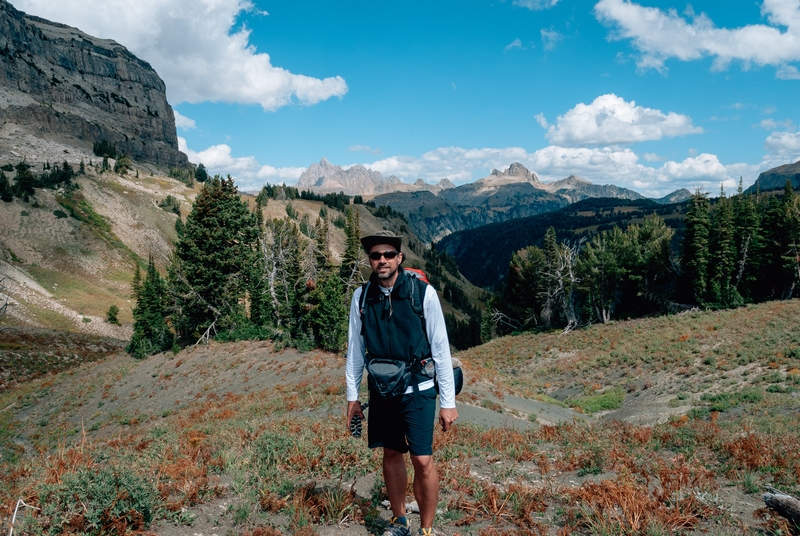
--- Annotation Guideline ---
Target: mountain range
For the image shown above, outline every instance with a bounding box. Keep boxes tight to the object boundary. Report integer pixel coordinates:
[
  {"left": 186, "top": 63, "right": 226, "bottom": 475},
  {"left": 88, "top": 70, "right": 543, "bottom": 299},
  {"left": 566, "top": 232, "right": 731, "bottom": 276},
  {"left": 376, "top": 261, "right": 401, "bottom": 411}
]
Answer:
[{"left": 297, "top": 159, "right": 691, "bottom": 243}]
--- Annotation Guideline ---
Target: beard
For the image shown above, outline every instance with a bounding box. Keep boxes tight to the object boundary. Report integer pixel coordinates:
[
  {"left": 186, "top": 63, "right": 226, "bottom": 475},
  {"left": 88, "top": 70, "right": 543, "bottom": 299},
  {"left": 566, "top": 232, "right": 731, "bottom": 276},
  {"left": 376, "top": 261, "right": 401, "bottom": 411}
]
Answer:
[{"left": 376, "top": 266, "right": 398, "bottom": 280}]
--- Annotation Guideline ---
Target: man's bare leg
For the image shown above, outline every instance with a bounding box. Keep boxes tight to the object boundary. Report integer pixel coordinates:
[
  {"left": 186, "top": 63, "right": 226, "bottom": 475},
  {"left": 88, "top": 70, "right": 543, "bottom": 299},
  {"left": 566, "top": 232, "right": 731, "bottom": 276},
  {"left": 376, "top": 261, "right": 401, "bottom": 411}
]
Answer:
[
  {"left": 410, "top": 454, "right": 438, "bottom": 529},
  {"left": 383, "top": 448, "right": 408, "bottom": 520}
]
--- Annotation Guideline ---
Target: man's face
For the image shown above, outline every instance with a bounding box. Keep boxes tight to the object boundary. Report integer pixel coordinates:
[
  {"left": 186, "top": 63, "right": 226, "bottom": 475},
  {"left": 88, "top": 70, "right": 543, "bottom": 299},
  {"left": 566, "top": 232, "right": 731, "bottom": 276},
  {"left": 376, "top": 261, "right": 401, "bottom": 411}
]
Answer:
[{"left": 368, "top": 243, "right": 403, "bottom": 281}]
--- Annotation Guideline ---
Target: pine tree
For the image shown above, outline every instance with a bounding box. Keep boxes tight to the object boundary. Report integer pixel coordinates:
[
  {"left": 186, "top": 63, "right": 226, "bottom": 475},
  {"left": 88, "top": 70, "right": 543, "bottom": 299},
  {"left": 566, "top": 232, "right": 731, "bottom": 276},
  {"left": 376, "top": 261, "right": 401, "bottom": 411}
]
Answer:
[
  {"left": 304, "top": 271, "right": 348, "bottom": 352},
  {"left": 680, "top": 190, "right": 710, "bottom": 304},
  {"left": 500, "top": 245, "right": 547, "bottom": 331},
  {"left": 732, "top": 180, "right": 762, "bottom": 300},
  {"left": 0, "top": 170, "right": 13, "bottom": 202},
  {"left": 577, "top": 226, "right": 629, "bottom": 323},
  {"left": 170, "top": 175, "right": 259, "bottom": 337},
  {"left": 777, "top": 180, "right": 800, "bottom": 298},
  {"left": 625, "top": 214, "right": 675, "bottom": 314},
  {"left": 127, "top": 255, "right": 173, "bottom": 358},
  {"left": 339, "top": 206, "right": 364, "bottom": 295},
  {"left": 707, "top": 188, "right": 739, "bottom": 306},
  {"left": 13, "top": 161, "right": 36, "bottom": 201},
  {"left": 194, "top": 163, "right": 208, "bottom": 183}
]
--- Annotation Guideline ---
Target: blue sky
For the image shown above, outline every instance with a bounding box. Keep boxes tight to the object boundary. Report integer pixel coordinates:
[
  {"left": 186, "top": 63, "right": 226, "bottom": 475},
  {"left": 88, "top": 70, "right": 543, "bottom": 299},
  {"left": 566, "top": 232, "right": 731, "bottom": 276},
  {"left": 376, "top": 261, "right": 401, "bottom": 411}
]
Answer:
[{"left": 14, "top": 0, "right": 800, "bottom": 196}]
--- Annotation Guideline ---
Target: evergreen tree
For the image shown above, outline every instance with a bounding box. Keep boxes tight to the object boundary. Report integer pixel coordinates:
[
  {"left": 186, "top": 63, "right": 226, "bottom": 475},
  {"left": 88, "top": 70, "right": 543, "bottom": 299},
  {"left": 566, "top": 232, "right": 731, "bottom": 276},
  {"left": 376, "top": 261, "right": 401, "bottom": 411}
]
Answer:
[
  {"left": 194, "top": 163, "right": 208, "bottom": 182},
  {"left": 776, "top": 180, "right": 800, "bottom": 298},
  {"left": 0, "top": 170, "right": 13, "bottom": 202},
  {"left": 13, "top": 161, "right": 36, "bottom": 201},
  {"left": 680, "top": 190, "right": 710, "bottom": 304},
  {"left": 174, "top": 217, "right": 184, "bottom": 239},
  {"left": 707, "top": 188, "right": 739, "bottom": 306},
  {"left": 499, "top": 245, "right": 547, "bottom": 331},
  {"left": 304, "top": 270, "right": 348, "bottom": 352},
  {"left": 624, "top": 214, "right": 675, "bottom": 314},
  {"left": 732, "top": 181, "right": 762, "bottom": 300},
  {"left": 102, "top": 156, "right": 109, "bottom": 172},
  {"left": 313, "top": 217, "right": 331, "bottom": 269},
  {"left": 127, "top": 256, "right": 173, "bottom": 358},
  {"left": 577, "top": 226, "right": 629, "bottom": 323},
  {"left": 170, "top": 175, "right": 259, "bottom": 337},
  {"left": 339, "top": 207, "right": 364, "bottom": 295}
]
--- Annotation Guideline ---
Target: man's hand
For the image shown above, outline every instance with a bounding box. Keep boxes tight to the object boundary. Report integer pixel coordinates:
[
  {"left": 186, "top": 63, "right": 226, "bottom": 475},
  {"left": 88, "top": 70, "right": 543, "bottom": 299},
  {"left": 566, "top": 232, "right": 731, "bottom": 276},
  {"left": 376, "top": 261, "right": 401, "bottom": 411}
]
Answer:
[
  {"left": 346, "top": 400, "right": 365, "bottom": 433},
  {"left": 439, "top": 407, "right": 458, "bottom": 432}
]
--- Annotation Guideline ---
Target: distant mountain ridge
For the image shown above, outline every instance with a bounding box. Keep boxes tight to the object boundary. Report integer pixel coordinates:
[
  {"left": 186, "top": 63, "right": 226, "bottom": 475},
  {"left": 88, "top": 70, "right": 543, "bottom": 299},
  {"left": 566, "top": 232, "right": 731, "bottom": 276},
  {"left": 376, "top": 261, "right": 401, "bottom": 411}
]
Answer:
[
  {"left": 296, "top": 159, "right": 695, "bottom": 243},
  {"left": 297, "top": 158, "right": 454, "bottom": 195}
]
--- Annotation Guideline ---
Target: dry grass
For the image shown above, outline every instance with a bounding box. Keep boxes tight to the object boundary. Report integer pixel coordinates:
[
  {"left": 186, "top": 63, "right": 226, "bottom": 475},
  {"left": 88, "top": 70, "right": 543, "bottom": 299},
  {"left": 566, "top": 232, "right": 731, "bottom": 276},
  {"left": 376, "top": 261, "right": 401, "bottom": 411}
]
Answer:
[{"left": 1, "top": 300, "right": 799, "bottom": 534}]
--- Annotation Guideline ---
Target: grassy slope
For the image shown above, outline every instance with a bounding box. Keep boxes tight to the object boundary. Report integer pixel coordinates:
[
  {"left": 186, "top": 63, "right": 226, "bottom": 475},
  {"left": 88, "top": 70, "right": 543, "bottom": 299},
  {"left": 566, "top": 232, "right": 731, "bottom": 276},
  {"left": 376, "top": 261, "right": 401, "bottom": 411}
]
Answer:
[
  {"left": 0, "top": 166, "right": 194, "bottom": 333},
  {"left": 1, "top": 300, "right": 799, "bottom": 535}
]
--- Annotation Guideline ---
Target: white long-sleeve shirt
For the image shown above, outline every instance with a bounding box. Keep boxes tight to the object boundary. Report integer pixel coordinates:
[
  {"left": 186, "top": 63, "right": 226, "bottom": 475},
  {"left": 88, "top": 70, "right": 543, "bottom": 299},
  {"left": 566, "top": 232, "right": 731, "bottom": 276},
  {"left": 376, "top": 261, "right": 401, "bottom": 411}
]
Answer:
[{"left": 345, "top": 282, "right": 456, "bottom": 409}]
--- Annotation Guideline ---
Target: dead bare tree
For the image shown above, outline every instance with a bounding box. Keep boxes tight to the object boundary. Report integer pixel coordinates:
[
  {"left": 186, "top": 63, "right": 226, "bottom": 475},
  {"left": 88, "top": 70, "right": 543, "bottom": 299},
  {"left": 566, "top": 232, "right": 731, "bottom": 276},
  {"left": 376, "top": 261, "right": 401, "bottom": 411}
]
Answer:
[
  {"left": 734, "top": 234, "right": 751, "bottom": 289},
  {"left": 488, "top": 307, "right": 522, "bottom": 332},
  {"left": 540, "top": 238, "right": 584, "bottom": 333}
]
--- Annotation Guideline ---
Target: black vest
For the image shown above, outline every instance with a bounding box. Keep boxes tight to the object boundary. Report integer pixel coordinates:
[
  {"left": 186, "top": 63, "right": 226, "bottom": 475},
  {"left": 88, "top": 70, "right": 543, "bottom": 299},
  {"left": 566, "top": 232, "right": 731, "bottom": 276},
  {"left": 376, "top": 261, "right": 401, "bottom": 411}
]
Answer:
[{"left": 361, "top": 267, "right": 431, "bottom": 367}]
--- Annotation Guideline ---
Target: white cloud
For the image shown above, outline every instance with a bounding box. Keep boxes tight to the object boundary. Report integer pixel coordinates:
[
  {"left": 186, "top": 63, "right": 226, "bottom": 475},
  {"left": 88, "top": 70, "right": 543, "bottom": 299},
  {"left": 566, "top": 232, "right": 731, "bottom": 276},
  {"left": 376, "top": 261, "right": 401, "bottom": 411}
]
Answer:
[
  {"left": 504, "top": 38, "right": 524, "bottom": 52},
  {"left": 643, "top": 152, "right": 664, "bottom": 162},
  {"left": 756, "top": 118, "right": 794, "bottom": 130},
  {"left": 513, "top": 0, "right": 560, "bottom": 10},
  {"left": 777, "top": 64, "right": 800, "bottom": 79},
  {"left": 540, "top": 28, "right": 563, "bottom": 51},
  {"left": 544, "top": 94, "right": 702, "bottom": 146},
  {"left": 594, "top": 0, "right": 800, "bottom": 76},
  {"left": 174, "top": 110, "right": 196, "bottom": 130},
  {"left": 178, "top": 137, "right": 304, "bottom": 190},
  {"left": 764, "top": 130, "right": 800, "bottom": 158},
  {"left": 15, "top": 0, "right": 348, "bottom": 110},
  {"left": 349, "top": 145, "right": 382, "bottom": 155},
  {"left": 534, "top": 113, "right": 549, "bottom": 129}
]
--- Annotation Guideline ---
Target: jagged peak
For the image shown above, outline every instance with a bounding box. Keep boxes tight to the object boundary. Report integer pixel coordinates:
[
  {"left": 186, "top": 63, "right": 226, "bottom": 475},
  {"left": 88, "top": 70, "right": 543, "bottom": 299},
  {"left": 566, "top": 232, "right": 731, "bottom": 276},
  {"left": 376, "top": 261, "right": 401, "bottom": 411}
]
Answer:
[{"left": 438, "top": 178, "right": 455, "bottom": 189}]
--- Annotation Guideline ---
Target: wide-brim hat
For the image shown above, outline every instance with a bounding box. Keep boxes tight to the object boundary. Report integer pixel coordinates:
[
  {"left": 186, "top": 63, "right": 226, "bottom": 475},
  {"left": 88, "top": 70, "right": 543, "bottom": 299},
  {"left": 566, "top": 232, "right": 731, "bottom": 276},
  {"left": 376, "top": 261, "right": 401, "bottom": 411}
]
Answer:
[{"left": 361, "top": 230, "right": 403, "bottom": 253}]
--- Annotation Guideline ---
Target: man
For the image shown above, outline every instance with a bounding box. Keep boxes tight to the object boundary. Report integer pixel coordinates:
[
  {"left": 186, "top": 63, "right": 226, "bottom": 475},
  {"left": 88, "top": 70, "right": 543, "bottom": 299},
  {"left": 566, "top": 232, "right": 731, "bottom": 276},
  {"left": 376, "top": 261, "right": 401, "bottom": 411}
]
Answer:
[{"left": 346, "top": 230, "right": 458, "bottom": 536}]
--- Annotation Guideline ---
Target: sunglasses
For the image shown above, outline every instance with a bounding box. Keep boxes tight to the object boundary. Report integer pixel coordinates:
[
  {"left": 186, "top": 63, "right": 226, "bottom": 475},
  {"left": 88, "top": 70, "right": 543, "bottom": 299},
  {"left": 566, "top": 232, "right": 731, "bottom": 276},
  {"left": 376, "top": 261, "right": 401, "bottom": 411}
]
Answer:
[{"left": 368, "top": 250, "right": 399, "bottom": 261}]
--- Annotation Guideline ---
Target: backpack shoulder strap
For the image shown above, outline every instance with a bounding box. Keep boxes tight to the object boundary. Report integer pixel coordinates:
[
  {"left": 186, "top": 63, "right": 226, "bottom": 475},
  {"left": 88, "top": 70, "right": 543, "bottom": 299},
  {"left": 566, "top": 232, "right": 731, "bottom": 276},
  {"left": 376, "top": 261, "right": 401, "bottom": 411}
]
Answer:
[
  {"left": 409, "top": 275, "right": 428, "bottom": 343},
  {"left": 359, "top": 281, "right": 370, "bottom": 336}
]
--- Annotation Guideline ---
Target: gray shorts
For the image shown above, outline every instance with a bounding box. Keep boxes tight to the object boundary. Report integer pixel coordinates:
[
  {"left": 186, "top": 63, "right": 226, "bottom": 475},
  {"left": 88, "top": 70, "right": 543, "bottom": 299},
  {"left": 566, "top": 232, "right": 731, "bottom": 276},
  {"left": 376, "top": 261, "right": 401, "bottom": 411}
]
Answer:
[{"left": 367, "top": 386, "right": 437, "bottom": 456}]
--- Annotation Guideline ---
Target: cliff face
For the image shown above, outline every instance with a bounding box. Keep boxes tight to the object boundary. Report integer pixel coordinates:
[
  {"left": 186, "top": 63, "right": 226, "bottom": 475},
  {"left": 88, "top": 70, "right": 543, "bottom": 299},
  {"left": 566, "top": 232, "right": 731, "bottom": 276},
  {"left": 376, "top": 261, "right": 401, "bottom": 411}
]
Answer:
[
  {"left": 746, "top": 160, "right": 800, "bottom": 194},
  {"left": 0, "top": 0, "right": 187, "bottom": 166}
]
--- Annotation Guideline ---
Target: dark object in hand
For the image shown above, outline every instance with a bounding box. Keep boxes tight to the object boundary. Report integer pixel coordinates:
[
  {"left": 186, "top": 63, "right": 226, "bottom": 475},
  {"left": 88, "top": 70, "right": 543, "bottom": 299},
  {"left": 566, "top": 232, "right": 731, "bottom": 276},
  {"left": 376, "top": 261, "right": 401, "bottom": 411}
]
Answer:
[{"left": 350, "top": 402, "right": 369, "bottom": 437}]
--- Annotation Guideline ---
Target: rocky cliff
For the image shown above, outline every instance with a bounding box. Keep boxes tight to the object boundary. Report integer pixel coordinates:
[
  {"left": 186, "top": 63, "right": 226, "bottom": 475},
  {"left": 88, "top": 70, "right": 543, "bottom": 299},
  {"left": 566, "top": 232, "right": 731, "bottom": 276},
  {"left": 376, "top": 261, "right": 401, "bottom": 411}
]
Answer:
[
  {"left": 745, "top": 159, "right": 800, "bottom": 194},
  {"left": 0, "top": 0, "right": 188, "bottom": 167}
]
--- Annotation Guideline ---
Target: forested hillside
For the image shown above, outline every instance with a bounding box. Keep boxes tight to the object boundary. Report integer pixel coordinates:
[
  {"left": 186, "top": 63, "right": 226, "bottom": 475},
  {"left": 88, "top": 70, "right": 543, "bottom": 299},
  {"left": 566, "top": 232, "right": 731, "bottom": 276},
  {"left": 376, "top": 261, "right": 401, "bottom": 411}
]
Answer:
[
  {"left": 476, "top": 181, "right": 800, "bottom": 339},
  {"left": 128, "top": 178, "right": 487, "bottom": 359},
  {"left": 437, "top": 197, "right": 685, "bottom": 289}
]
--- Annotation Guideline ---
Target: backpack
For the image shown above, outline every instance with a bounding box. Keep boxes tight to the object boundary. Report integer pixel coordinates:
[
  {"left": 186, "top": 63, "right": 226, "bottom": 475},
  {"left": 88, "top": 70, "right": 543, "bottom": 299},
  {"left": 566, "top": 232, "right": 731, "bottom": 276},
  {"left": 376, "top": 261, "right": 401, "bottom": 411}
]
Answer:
[{"left": 359, "top": 268, "right": 464, "bottom": 398}]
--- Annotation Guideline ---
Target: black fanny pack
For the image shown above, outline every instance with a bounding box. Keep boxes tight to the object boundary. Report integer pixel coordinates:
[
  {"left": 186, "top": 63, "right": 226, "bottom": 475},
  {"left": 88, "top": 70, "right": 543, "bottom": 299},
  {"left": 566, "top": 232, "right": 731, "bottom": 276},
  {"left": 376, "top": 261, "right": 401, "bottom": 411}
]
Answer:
[{"left": 366, "top": 358, "right": 413, "bottom": 399}]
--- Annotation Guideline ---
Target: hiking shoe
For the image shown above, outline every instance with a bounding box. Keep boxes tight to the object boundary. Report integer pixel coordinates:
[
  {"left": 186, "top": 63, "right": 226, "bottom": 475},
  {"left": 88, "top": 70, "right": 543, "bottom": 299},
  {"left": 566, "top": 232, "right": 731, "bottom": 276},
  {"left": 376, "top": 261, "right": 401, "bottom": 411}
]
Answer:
[
  {"left": 382, "top": 516, "right": 411, "bottom": 536},
  {"left": 418, "top": 528, "right": 444, "bottom": 536}
]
